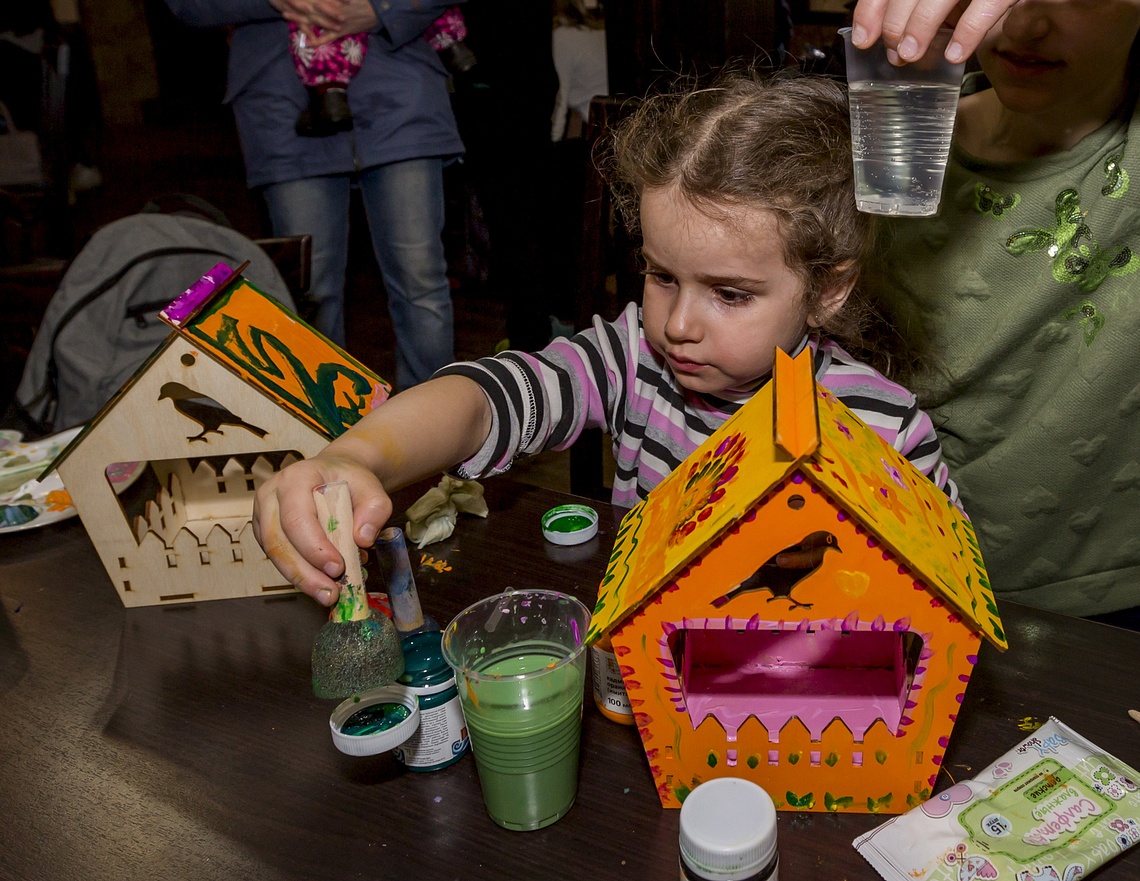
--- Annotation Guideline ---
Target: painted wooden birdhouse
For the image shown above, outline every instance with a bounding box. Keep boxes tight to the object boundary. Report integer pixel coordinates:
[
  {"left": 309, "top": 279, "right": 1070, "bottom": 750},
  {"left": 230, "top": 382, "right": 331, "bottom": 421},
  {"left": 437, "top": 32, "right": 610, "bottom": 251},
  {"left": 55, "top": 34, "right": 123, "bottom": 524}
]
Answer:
[
  {"left": 586, "top": 348, "right": 1006, "bottom": 815},
  {"left": 43, "top": 263, "right": 391, "bottom": 607}
]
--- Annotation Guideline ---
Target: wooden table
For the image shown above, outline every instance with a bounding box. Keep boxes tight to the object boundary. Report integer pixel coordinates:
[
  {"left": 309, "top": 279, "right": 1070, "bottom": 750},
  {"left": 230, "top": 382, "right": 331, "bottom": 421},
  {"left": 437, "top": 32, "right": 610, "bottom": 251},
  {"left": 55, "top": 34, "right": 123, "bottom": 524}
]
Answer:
[{"left": 2, "top": 479, "right": 1138, "bottom": 881}]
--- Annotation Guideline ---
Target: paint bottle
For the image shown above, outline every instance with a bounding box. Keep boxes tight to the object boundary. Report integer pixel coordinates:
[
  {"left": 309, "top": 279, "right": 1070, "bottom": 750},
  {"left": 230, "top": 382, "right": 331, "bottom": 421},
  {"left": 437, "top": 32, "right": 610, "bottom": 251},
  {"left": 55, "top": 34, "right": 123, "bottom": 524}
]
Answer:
[
  {"left": 373, "top": 526, "right": 428, "bottom": 635},
  {"left": 391, "top": 629, "right": 470, "bottom": 771},
  {"left": 590, "top": 634, "right": 635, "bottom": 725},
  {"left": 679, "top": 779, "right": 779, "bottom": 881}
]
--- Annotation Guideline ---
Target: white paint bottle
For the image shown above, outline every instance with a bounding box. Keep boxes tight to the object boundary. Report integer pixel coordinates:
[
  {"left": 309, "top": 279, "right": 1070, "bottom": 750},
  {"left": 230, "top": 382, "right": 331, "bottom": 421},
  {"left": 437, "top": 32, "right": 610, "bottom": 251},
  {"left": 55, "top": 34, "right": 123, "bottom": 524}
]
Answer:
[{"left": 679, "top": 778, "right": 779, "bottom": 881}]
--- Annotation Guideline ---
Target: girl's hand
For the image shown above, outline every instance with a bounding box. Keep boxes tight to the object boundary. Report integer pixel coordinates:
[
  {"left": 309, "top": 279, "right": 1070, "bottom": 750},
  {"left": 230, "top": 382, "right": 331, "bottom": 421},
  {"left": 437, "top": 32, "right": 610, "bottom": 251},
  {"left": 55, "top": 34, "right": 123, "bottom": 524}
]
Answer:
[
  {"left": 252, "top": 374, "right": 495, "bottom": 605},
  {"left": 850, "top": 0, "right": 1015, "bottom": 65},
  {"left": 252, "top": 453, "right": 392, "bottom": 606}
]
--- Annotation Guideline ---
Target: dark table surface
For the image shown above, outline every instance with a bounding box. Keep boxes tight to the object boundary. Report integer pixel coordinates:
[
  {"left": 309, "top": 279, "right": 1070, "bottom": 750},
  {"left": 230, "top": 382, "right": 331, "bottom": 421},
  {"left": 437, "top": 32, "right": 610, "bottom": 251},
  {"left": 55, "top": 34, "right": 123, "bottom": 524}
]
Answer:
[{"left": 2, "top": 478, "right": 1139, "bottom": 881}]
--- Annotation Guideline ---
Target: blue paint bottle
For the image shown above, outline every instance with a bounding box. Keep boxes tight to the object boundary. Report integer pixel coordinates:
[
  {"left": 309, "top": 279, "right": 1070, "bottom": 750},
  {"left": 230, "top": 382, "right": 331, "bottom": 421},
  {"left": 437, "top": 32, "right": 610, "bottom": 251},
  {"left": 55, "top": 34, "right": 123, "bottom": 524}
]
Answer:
[{"left": 392, "top": 629, "right": 469, "bottom": 771}]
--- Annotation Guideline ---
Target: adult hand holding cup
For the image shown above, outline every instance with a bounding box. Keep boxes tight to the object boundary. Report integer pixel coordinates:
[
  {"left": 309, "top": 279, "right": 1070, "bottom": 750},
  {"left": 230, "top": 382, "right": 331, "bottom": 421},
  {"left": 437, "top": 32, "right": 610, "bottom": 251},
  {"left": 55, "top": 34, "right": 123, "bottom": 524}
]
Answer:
[
  {"left": 849, "top": 0, "right": 1020, "bottom": 66},
  {"left": 841, "top": 27, "right": 966, "bottom": 217}
]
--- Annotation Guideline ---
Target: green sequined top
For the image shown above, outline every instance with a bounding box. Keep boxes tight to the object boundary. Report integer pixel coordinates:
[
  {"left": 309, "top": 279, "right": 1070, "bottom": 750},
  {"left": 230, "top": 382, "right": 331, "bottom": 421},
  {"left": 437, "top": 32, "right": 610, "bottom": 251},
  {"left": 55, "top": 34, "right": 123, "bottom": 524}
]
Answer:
[{"left": 878, "top": 74, "right": 1140, "bottom": 617}]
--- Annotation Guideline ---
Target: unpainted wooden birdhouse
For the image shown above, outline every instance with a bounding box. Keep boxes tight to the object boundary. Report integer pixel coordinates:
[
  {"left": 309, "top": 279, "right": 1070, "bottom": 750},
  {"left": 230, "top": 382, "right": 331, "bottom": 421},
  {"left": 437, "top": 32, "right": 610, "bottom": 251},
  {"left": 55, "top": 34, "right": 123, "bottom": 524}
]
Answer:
[
  {"left": 586, "top": 348, "right": 1007, "bottom": 815},
  {"left": 43, "top": 263, "right": 391, "bottom": 607}
]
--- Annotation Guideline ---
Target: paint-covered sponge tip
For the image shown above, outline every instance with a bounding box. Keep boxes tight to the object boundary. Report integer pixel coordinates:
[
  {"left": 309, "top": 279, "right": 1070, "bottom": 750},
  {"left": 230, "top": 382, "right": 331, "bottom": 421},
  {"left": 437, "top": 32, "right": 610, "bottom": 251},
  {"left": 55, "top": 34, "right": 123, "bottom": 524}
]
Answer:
[{"left": 312, "top": 611, "right": 406, "bottom": 699}]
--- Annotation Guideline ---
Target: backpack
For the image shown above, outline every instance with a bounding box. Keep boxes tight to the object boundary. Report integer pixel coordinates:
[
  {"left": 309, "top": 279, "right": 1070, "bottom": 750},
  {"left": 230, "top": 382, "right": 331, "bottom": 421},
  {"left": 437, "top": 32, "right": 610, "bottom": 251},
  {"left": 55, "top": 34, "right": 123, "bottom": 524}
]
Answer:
[{"left": 12, "top": 197, "right": 296, "bottom": 435}]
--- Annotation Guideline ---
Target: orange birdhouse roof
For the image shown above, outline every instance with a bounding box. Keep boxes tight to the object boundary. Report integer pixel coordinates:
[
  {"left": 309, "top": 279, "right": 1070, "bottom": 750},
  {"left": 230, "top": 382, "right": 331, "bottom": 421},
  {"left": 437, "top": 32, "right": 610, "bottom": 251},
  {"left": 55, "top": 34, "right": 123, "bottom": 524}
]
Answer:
[{"left": 586, "top": 347, "right": 1006, "bottom": 651}]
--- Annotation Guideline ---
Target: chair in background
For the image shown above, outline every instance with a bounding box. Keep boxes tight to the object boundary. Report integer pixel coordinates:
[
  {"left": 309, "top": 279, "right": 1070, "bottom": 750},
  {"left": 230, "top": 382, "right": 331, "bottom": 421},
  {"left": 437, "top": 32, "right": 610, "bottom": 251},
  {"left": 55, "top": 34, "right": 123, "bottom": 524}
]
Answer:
[{"left": 252, "top": 234, "right": 312, "bottom": 308}]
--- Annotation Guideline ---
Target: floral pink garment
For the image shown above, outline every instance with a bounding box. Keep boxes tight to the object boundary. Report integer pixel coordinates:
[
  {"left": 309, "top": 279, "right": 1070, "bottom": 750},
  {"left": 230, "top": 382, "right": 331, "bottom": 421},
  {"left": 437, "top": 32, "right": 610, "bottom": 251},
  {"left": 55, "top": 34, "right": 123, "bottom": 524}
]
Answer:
[
  {"left": 423, "top": 6, "right": 467, "bottom": 51},
  {"left": 288, "top": 24, "right": 366, "bottom": 87},
  {"left": 288, "top": 5, "right": 466, "bottom": 88}
]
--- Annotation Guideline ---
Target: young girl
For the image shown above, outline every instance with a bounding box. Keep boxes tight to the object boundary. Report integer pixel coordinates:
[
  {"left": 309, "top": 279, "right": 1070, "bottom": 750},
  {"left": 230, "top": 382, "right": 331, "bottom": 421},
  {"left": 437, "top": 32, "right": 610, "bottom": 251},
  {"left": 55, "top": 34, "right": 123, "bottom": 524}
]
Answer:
[{"left": 253, "top": 69, "right": 958, "bottom": 604}]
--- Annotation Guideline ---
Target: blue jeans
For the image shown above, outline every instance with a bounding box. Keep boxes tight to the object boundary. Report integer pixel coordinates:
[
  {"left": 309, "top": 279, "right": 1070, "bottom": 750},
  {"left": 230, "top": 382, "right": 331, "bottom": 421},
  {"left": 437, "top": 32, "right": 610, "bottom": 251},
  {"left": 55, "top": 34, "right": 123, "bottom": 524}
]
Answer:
[{"left": 262, "top": 158, "right": 454, "bottom": 389}]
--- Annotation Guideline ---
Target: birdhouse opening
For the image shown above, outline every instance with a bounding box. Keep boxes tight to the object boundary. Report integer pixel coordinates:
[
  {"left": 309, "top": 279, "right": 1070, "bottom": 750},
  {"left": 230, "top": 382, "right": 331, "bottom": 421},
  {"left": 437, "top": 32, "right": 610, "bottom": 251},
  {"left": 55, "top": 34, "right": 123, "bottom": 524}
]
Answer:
[
  {"left": 667, "top": 626, "right": 923, "bottom": 742},
  {"left": 108, "top": 450, "right": 302, "bottom": 550}
]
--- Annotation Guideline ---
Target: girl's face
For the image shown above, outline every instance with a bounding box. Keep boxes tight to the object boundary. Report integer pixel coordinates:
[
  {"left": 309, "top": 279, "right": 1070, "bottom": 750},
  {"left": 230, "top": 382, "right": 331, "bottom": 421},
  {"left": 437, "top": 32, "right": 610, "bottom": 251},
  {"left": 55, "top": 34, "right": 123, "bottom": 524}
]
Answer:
[
  {"left": 976, "top": 1, "right": 1140, "bottom": 117},
  {"left": 638, "top": 186, "right": 849, "bottom": 396}
]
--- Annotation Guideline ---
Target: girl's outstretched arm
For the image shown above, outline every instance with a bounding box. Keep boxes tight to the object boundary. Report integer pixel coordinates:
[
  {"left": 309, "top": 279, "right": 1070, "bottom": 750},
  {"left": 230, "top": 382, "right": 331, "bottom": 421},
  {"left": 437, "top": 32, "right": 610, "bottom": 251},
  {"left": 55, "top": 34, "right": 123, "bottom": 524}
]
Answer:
[{"left": 252, "top": 374, "right": 492, "bottom": 605}]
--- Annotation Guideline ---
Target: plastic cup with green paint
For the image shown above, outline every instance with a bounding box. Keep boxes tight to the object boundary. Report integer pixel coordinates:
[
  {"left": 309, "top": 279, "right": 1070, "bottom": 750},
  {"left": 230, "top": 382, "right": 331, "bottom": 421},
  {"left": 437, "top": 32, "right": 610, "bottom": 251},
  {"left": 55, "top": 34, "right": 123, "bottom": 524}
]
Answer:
[{"left": 441, "top": 588, "right": 590, "bottom": 831}]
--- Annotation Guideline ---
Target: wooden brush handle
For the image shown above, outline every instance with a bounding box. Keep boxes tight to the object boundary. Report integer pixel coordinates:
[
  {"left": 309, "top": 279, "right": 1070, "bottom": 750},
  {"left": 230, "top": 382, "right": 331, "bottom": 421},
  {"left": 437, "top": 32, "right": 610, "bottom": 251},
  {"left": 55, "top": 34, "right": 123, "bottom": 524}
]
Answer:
[{"left": 313, "top": 481, "right": 370, "bottom": 622}]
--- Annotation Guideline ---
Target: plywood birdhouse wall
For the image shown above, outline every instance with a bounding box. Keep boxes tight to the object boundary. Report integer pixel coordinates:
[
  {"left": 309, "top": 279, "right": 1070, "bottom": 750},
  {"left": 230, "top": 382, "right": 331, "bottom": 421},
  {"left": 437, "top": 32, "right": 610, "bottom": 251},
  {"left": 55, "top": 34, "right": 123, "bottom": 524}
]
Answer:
[
  {"left": 46, "top": 263, "right": 391, "bottom": 607},
  {"left": 586, "top": 349, "right": 1006, "bottom": 815}
]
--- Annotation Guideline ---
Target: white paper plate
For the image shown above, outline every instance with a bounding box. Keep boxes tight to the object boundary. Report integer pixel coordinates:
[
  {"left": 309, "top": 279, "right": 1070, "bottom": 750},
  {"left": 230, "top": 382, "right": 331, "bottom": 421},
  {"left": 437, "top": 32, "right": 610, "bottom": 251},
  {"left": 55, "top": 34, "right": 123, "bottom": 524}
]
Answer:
[{"left": 0, "top": 427, "right": 146, "bottom": 534}]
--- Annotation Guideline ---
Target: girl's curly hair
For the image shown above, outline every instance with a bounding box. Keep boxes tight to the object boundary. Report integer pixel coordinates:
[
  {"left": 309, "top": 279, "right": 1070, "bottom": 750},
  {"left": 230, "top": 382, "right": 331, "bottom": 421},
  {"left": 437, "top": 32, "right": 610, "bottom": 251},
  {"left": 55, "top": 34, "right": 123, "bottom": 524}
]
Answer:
[{"left": 602, "top": 67, "right": 909, "bottom": 376}]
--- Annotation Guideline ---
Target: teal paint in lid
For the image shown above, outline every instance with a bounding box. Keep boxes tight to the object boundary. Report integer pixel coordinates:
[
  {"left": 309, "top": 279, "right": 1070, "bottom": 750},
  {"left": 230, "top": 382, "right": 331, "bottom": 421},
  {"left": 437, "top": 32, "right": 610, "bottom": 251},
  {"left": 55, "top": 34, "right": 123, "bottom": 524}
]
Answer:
[
  {"left": 329, "top": 686, "right": 420, "bottom": 756},
  {"left": 342, "top": 701, "right": 413, "bottom": 736}
]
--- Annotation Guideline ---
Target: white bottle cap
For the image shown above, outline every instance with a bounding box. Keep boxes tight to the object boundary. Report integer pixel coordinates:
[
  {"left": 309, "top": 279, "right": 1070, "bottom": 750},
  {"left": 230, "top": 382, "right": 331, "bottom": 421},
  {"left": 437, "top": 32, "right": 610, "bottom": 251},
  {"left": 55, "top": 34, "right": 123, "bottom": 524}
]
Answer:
[
  {"left": 329, "top": 685, "right": 420, "bottom": 756},
  {"left": 679, "top": 779, "right": 778, "bottom": 880}
]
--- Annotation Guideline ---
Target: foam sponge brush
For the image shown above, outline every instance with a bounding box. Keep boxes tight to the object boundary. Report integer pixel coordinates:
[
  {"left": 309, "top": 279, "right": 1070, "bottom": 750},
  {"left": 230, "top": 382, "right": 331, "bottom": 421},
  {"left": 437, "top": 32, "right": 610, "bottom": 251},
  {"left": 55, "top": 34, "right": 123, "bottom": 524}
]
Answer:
[{"left": 310, "top": 481, "right": 404, "bottom": 699}]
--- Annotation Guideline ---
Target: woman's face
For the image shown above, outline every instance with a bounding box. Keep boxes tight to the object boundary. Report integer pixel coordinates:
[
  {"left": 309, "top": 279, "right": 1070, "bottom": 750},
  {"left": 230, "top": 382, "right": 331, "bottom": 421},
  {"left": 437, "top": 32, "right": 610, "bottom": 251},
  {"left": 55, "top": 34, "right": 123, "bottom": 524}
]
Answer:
[{"left": 976, "top": 1, "right": 1140, "bottom": 117}]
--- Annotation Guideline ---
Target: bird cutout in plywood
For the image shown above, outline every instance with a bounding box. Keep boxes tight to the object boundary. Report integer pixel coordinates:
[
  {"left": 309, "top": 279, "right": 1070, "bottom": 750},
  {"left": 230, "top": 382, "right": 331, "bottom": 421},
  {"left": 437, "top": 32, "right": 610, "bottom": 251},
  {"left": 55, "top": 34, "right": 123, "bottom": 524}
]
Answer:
[
  {"left": 710, "top": 531, "right": 841, "bottom": 611},
  {"left": 158, "top": 382, "right": 269, "bottom": 443}
]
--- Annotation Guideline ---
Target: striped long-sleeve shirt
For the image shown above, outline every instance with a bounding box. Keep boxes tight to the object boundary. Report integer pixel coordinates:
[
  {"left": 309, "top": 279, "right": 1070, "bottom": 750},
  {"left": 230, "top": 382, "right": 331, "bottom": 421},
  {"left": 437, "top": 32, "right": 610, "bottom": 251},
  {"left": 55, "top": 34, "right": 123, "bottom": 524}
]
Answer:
[{"left": 437, "top": 302, "right": 958, "bottom": 509}]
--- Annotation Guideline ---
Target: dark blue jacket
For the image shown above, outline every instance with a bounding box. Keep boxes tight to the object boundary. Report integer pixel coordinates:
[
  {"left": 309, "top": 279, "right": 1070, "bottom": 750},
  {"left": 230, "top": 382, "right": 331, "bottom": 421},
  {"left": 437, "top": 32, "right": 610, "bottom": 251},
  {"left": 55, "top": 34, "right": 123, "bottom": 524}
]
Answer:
[{"left": 165, "top": 0, "right": 464, "bottom": 188}]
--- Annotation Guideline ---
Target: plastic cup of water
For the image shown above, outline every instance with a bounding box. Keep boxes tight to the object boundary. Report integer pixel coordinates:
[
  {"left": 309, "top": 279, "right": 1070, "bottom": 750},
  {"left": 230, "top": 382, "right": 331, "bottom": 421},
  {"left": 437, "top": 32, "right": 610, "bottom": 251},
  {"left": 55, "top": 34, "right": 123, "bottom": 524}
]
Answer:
[
  {"left": 840, "top": 27, "right": 966, "bottom": 216},
  {"left": 441, "top": 588, "right": 590, "bottom": 831}
]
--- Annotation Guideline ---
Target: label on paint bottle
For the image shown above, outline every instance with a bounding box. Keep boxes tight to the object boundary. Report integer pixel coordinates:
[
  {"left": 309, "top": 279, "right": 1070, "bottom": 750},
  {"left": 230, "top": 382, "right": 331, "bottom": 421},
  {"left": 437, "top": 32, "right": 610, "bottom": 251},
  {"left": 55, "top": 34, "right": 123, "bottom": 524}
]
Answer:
[
  {"left": 590, "top": 639, "right": 634, "bottom": 725},
  {"left": 393, "top": 629, "right": 469, "bottom": 771},
  {"left": 393, "top": 680, "right": 469, "bottom": 771}
]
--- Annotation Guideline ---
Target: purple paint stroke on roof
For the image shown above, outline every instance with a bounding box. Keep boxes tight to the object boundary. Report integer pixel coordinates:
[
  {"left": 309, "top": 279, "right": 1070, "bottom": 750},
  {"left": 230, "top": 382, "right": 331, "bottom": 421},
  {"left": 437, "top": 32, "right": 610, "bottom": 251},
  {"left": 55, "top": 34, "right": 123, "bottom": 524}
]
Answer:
[{"left": 160, "top": 262, "right": 234, "bottom": 327}]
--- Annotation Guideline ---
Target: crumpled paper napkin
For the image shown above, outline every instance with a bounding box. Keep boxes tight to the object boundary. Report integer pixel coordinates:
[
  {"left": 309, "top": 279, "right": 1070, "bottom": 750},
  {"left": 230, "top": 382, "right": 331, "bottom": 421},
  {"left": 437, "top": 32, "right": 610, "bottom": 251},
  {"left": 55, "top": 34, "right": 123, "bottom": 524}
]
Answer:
[{"left": 404, "top": 475, "right": 489, "bottom": 548}]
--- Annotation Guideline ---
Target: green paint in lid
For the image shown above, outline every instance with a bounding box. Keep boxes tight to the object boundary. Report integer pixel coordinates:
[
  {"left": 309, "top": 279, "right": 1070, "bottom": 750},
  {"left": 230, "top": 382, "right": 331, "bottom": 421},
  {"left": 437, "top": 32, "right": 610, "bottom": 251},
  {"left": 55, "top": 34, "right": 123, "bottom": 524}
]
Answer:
[{"left": 541, "top": 504, "right": 599, "bottom": 546}]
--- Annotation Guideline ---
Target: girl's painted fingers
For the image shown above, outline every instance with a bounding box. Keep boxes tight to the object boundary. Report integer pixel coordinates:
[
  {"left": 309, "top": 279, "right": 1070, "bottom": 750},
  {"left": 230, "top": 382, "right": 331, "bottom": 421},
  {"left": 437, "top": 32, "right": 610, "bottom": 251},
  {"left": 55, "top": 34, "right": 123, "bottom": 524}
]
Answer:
[
  {"left": 253, "top": 485, "right": 342, "bottom": 605},
  {"left": 350, "top": 488, "right": 392, "bottom": 551}
]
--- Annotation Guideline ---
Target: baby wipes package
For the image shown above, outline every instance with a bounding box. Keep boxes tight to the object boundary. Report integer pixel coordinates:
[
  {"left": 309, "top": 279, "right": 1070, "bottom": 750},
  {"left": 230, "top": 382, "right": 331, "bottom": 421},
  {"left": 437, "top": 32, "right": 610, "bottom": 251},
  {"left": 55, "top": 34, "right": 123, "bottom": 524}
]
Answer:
[{"left": 854, "top": 717, "right": 1139, "bottom": 881}]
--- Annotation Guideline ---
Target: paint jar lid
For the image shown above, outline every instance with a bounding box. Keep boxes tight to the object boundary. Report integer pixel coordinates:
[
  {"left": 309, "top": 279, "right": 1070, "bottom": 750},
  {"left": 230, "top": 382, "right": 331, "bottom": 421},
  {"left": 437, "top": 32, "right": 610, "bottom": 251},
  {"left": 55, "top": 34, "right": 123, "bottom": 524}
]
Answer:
[
  {"left": 541, "top": 504, "right": 598, "bottom": 545},
  {"left": 329, "top": 685, "right": 420, "bottom": 756},
  {"left": 679, "top": 779, "right": 778, "bottom": 880}
]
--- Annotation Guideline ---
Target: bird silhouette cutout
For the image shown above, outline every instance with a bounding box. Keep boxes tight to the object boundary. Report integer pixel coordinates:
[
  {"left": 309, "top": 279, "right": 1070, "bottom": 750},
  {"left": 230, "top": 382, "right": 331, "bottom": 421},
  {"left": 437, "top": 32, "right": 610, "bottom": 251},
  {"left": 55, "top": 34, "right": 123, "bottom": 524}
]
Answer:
[
  {"left": 710, "top": 531, "right": 841, "bottom": 611},
  {"left": 158, "top": 382, "right": 268, "bottom": 443}
]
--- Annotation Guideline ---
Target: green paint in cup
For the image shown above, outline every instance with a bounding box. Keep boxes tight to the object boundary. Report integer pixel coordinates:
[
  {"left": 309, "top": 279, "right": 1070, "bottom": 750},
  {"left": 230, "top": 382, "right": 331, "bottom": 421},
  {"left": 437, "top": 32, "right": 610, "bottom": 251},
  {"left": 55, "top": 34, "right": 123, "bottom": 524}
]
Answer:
[{"left": 442, "top": 590, "right": 591, "bottom": 831}]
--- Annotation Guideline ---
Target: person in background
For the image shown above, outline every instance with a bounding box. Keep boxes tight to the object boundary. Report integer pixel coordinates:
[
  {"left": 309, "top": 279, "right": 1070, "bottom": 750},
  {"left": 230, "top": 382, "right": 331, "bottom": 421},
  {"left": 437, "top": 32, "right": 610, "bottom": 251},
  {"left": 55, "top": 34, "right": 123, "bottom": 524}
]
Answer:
[
  {"left": 544, "top": 0, "right": 610, "bottom": 335},
  {"left": 251, "top": 69, "right": 960, "bottom": 604},
  {"left": 550, "top": 0, "right": 608, "bottom": 142},
  {"left": 165, "top": 0, "right": 464, "bottom": 392},
  {"left": 1, "top": 1, "right": 102, "bottom": 208},
  {"left": 852, "top": 0, "right": 1140, "bottom": 629}
]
